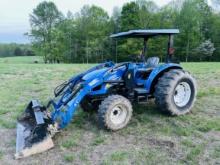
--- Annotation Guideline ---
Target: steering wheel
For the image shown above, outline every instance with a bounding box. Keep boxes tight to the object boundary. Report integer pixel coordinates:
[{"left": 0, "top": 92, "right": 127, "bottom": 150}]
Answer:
[
  {"left": 110, "top": 62, "right": 129, "bottom": 72},
  {"left": 128, "top": 54, "right": 137, "bottom": 62},
  {"left": 129, "top": 54, "right": 146, "bottom": 63}
]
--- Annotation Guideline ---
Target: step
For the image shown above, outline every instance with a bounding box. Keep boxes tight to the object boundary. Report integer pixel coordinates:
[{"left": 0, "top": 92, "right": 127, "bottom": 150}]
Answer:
[
  {"left": 134, "top": 88, "right": 148, "bottom": 94},
  {"left": 136, "top": 95, "right": 148, "bottom": 104}
]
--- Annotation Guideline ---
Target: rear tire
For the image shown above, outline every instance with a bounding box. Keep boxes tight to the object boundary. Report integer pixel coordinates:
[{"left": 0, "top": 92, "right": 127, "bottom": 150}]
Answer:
[
  {"left": 154, "top": 69, "right": 197, "bottom": 115},
  {"left": 98, "top": 95, "right": 133, "bottom": 131}
]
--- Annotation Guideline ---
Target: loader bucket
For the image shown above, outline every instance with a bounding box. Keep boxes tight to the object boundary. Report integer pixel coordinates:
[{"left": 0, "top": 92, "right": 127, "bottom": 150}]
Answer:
[{"left": 15, "top": 100, "right": 54, "bottom": 159}]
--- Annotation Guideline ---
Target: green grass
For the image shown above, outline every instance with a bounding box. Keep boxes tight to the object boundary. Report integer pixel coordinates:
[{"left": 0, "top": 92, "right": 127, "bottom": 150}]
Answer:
[
  {"left": 212, "top": 147, "right": 220, "bottom": 159},
  {"left": 110, "top": 151, "right": 129, "bottom": 161},
  {"left": 186, "top": 143, "right": 206, "bottom": 163},
  {"left": 61, "top": 139, "right": 78, "bottom": 149},
  {"left": 91, "top": 133, "right": 106, "bottom": 146},
  {"left": 79, "top": 151, "right": 88, "bottom": 162},
  {"left": 63, "top": 154, "right": 75, "bottom": 162},
  {"left": 0, "top": 151, "right": 3, "bottom": 160},
  {"left": 0, "top": 56, "right": 43, "bottom": 64},
  {"left": 0, "top": 57, "right": 220, "bottom": 164}
]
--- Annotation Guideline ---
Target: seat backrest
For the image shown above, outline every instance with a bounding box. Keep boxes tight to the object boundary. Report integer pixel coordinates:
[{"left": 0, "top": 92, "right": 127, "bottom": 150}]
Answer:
[{"left": 146, "top": 57, "right": 159, "bottom": 68}]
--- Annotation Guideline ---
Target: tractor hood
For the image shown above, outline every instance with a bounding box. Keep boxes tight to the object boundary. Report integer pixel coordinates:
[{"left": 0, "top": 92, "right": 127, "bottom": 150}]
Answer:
[{"left": 82, "top": 68, "right": 108, "bottom": 81}]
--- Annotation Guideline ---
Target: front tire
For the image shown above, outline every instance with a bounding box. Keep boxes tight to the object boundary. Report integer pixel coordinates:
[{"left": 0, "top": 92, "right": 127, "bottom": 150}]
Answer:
[
  {"left": 154, "top": 69, "right": 197, "bottom": 115},
  {"left": 98, "top": 95, "right": 133, "bottom": 131}
]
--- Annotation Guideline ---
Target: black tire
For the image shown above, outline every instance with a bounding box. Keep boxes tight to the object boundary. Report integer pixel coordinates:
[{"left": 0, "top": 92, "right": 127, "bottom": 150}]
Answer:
[
  {"left": 154, "top": 69, "right": 197, "bottom": 115},
  {"left": 80, "top": 97, "right": 100, "bottom": 113},
  {"left": 98, "top": 95, "right": 133, "bottom": 131}
]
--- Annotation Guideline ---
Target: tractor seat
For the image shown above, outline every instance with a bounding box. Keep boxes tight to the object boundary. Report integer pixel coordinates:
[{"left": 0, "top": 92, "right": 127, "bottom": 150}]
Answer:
[
  {"left": 136, "top": 57, "right": 159, "bottom": 73},
  {"left": 135, "top": 57, "right": 159, "bottom": 82},
  {"left": 145, "top": 57, "right": 159, "bottom": 68}
]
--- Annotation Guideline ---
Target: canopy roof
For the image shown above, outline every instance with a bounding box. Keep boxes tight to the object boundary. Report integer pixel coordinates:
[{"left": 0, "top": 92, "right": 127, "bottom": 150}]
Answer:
[{"left": 110, "top": 29, "right": 180, "bottom": 38}]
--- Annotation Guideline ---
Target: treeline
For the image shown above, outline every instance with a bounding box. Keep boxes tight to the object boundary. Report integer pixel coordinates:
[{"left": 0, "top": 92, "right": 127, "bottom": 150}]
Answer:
[
  {"left": 0, "top": 44, "right": 35, "bottom": 57},
  {"left": 27, "top": 0, "right": 220, "bottom": 62}
]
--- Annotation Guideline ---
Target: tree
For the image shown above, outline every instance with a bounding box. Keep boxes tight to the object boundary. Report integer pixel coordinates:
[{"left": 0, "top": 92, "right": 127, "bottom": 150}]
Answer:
[
  {"left": 195, "top": 39, "right": 215, "bottom": 61},
  {"left": 110, "top": 7, "right": 121, "bottom": 62},
  {"left": 197, "top": 0, "right": 213, "bottom": 40},
  {"left": 74, "top": 5, "right": 110, "bottom": 63},
  {"left": 137, "top": 1, "right": 167, "bottom": 60},
  {"left": 137, "top": 0, "right": 159, "bottom": 28},
  {"left": 121, "top": 2, "right": 140, "bottom": 31},
  {"left": 175, "top": 0, "right": 203, "bottom": 61},
  {"left": 111, "top": 7, "right": 121, "bottom": 33},
  {"left": 25, "top": 49, "right": 35, "bottom": 56},
  {"left": 0, "top": 44, "right": 31, "bottom": 57},
  {"left": 24, "top": 0, "right": 220, "bottom": 63},
  {"left": 29, "top": 1, "right": 63, "bottom": 63},
  {"left": 14, "top": 47, "right": 23, "bottom": 56},
  {"left": 51, "top": 18, "right": 76, "bottom": 63},
  {"left": 209, "top": 13, "right": 220, "bottom": 61},
  {"left": 118, "top": 1, "right": 162, "bottom": 61},
  {"left": 118, "top": 2, "right": 141, "bottom": 61}
]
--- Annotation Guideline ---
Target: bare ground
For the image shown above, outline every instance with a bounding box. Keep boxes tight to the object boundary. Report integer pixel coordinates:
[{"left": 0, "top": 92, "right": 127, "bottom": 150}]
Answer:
[{"left": 1, "top": 96, "right": 220, "bottom": 165}]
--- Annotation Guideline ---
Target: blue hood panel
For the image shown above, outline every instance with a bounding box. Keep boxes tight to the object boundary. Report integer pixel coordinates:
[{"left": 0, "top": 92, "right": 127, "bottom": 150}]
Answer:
[{"left": 82, "top": 68, "right": 108, "bottom": 81}]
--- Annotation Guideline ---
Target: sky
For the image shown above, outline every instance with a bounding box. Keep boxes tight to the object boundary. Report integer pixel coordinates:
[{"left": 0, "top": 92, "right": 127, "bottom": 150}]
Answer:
[{"left": 0, "top": 0, "right": 173, "bottom": 43}]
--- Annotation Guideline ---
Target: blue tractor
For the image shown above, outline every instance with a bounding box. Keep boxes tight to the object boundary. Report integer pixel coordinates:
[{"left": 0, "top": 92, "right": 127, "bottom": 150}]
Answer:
[{"left": 15, "top": 29, "right": 197, "bottom": 158}]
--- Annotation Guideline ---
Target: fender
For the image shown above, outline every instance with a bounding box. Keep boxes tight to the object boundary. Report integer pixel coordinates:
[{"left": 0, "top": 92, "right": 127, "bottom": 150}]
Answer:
[{"left": 145, "top": 63, "right": 182, "bottom": 93}]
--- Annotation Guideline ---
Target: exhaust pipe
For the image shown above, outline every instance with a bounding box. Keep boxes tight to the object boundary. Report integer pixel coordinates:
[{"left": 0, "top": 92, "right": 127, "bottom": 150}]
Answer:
[{"left": 15, "top": 100, "right": 54, "bottom": 159}]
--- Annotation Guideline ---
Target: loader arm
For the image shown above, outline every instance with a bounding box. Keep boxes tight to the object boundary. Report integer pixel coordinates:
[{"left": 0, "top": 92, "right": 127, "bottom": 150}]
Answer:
[
  {"left": 15, "top": 61, "right": 115, "bottom": 159},
  {"left": 50, "top": 61, "right": 116, "bottom": 128},
  {"left": 49, "top": 62, "right": 130, "bottom": 128},
  {"left": 50, "top": 83, "right": 91, "bottom": 128}
]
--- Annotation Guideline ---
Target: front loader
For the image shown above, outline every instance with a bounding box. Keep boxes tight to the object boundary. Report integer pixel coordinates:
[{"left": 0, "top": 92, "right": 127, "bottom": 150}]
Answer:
[{"left": 15, "top": 29, "right": 197, "bottom": 159}]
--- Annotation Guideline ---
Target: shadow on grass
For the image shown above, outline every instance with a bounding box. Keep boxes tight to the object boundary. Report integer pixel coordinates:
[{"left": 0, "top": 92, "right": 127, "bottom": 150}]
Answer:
[
  {"left": 66, "top": 101, "right": 169, "bottom": 133},
  {"left": 132, "top": 100, "right": 169, "bottom": 116},
  {"left": 70, "top": 100, "right": 166, "bottom": 132}
]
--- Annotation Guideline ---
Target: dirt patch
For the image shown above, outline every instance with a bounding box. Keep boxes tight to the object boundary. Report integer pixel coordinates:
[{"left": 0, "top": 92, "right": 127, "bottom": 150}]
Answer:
[
  {"left": 147, "top": 138, "right": 175, "bottom": 148},
  {"left": 199, "top": 131, "right": 220, "bottom": 164},
  {"left": 0, "top": 128, "right": 64, "bottom": 165},
  {"left": 0, "top": 128, "right": 16, "bottom": 164}
]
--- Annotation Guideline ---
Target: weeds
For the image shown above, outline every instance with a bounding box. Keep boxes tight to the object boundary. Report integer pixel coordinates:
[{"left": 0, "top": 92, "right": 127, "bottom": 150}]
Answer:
[
  {"left": 63, "top": 154, "right": 75, "bottom": 162},
  {"left": 110, "top": 151, "right": 129, "bottom": 161}
]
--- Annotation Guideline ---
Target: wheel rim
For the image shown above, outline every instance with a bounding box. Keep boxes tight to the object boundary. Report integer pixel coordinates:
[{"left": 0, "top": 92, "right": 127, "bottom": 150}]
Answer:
[
  {"left": 174, "top": 82, "right": 191, "bottom": 107},
  {"left": 110, "top": 105, "right": 128, "bottom": 125}
]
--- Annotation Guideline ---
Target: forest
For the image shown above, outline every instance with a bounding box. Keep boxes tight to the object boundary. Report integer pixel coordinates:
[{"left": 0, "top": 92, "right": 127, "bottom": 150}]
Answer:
[
  {"left": 1, "top": 0, "right": 220, "bottom": 63},
  {"left": 0, "top": 44, "right": 34, "bottom": 57}
]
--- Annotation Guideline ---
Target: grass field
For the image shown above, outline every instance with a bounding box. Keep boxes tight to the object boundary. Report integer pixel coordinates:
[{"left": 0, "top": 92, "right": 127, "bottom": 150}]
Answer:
[
  {"left": 0, "top": 56, "right": 220, "bottom": 164},
  {"left": 0, "top": 56, "right": 43, "bottom": 64}
]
